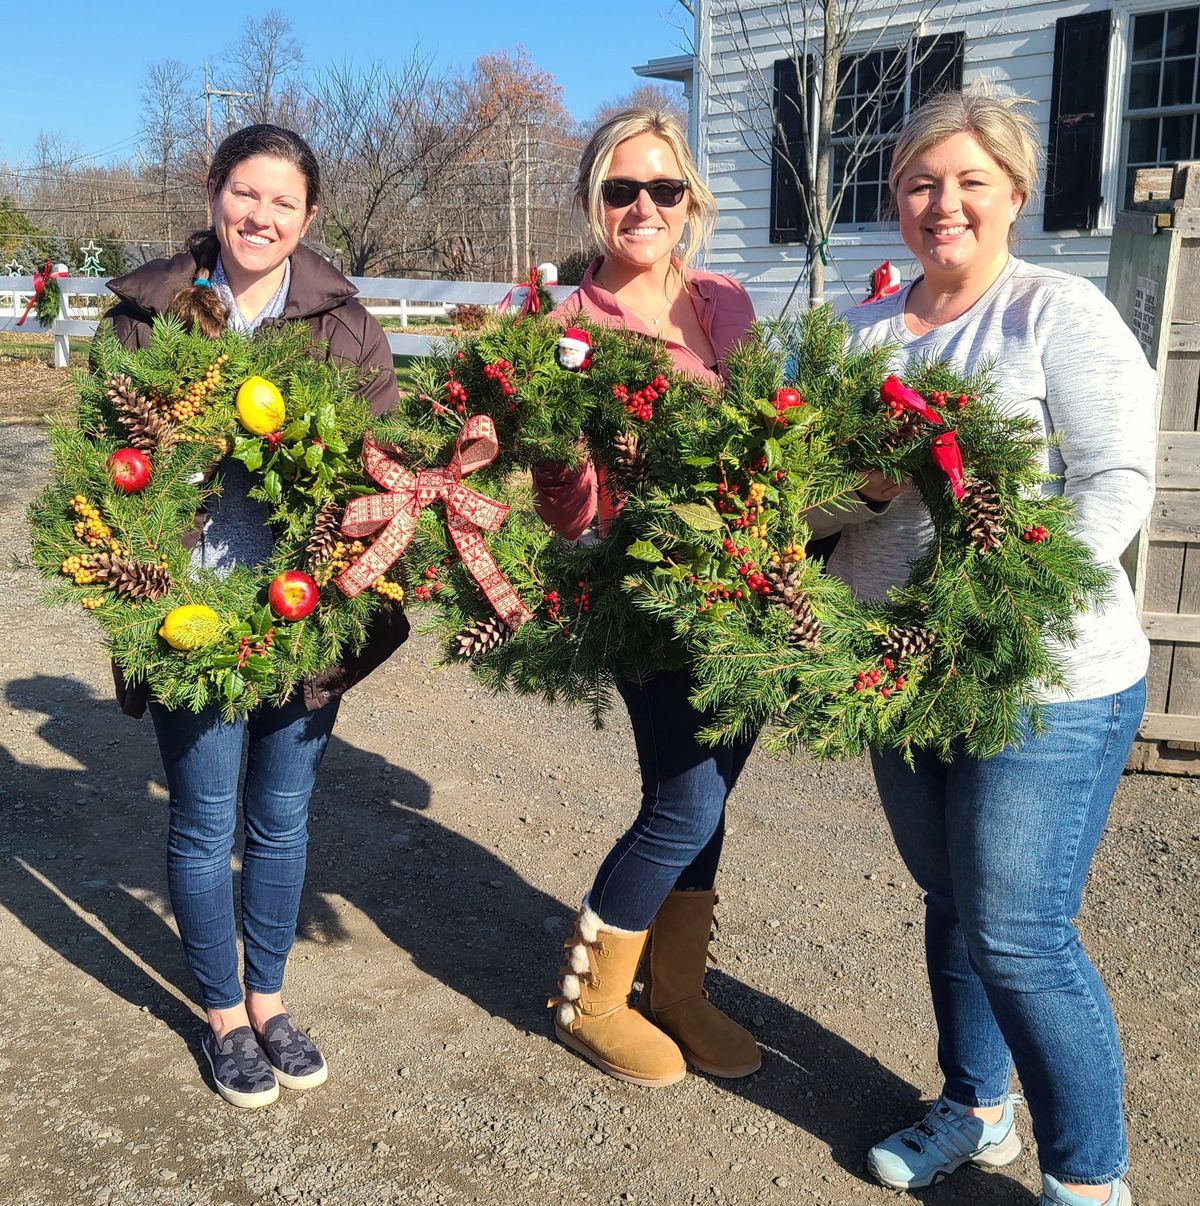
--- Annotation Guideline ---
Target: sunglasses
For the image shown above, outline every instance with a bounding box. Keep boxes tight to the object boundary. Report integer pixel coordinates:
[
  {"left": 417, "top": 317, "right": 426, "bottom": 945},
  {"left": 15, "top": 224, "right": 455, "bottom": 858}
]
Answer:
[{"left": 600, "top": 177, "right": 689, "bottom": 208}]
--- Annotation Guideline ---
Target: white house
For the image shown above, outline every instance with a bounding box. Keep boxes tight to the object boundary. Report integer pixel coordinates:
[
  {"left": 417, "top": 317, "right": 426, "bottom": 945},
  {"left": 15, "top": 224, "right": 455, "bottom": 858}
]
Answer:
[{"left": 638, "top": 0, "right": 1198, "bottom": 305}]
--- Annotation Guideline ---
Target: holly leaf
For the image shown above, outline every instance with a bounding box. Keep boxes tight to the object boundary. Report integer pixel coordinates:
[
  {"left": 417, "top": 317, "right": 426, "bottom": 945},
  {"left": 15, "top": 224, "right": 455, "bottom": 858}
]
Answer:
[
  {"left": 233, "top": 438, "right": 263, "bottom": 472},
  {"left": 262, "top": 470, "right": 282, "bottom": 504},
  {"left": 283, "top": 419, "right": 309, "bottom": 443},
  {"left": 626, "top": 538, "right": 663, "bottom": 562},
  {"left": 670, "top": 501, "right": 724, "bottom": 532},
  {"left": 763, "top": 438, "right": 782, "bottom": 470},
  {"left": 304, "top": 445, "right": 324, "bottom": 472}
]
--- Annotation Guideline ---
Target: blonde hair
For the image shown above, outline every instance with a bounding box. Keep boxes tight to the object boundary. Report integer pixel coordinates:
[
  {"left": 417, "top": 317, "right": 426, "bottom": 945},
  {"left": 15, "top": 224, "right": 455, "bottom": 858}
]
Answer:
[
  {"left": 888, "top": 91, "right": 1041, "bottom": 219},
  {"left": 576, "top": 107, "right": 716, "bottom": 271}
]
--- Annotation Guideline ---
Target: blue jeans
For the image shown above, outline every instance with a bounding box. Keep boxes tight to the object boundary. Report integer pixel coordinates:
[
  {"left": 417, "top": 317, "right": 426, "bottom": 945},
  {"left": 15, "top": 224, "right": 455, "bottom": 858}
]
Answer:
[
  {"left": 149, "top": 693, "right": 340, "bottom": 1009},
  {"left": 588, "top": 668, "right": 757, "bottom": 930},
  {"left": 870, "top": 679, "right": 1145, "bottom": 1185}
]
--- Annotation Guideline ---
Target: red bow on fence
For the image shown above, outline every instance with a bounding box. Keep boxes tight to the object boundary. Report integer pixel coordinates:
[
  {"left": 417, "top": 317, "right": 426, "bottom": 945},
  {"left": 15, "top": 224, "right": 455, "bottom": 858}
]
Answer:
[
  {"left": 334, "top": 417, "right": 534, "bottom": 631},
  {"left": 497, "top": 265, "right": 543, "bottom": 319},
  {"left": 16, "top": 260, "right": 68, "bottom": 327}
]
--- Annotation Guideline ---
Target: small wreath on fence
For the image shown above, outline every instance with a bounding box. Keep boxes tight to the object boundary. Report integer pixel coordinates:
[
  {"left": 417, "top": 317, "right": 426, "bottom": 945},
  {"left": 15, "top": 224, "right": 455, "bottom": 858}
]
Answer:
[
  {"left": 378, "top": 307, "right": 1109, "bottom": 760},
  {"left": 28, "top": 319, "right": 411, "bottom": 715}
]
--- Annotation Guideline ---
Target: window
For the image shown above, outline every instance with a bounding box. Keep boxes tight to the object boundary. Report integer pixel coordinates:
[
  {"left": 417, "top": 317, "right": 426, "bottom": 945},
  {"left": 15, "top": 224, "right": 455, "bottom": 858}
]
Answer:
[
  {"left": 1124, "top": 7, "right": 1200, "bottom": 201},
  {"left": 769, "top": 33, "right": 962, "bottom": 242}
]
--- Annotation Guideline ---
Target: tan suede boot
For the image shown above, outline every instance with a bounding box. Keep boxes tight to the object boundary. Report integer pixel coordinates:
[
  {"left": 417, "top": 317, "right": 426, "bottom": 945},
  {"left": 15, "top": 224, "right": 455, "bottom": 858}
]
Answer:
[
  {"left": 548, "top": 905, "right": 686, "bottom": 1088},
  {"left": 637, "top": 890, "right": 762, "bottom": 1078}
]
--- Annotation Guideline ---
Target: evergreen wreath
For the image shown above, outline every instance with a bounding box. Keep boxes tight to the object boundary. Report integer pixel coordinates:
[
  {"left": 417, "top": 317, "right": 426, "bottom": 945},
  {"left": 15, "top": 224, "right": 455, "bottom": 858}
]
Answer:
[
  {"left": 28, "top": 318, "right": 405, "bottom": 716},
  {"left": 383, "top": 307, "right": 1110, "bottom": 760}
]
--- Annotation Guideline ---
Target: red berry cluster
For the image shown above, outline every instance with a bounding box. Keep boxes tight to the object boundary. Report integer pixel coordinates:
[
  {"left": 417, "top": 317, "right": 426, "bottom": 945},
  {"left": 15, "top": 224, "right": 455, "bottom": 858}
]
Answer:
[
  {"left": 690, "top": 577, "right": 745, "bottom": 610},
  {"left": 1022, "top": 525, "right": 1049, "bottom": 543},
  {"left": 722, "top": 537, "right": 771, "bottom": 596},
  {"left": 413, "top": 585, "right": 432, "bottom": 601},
  {"left": 483, "top": 359, "right": 516, "bottom": 396},
  {"left": 416, "top": 565, "right": 444, "bottom": 599},
  {"left": 236, "top": 628, "right": 275, "bottom": 669},
  {"left": 613, "top": 374, "right": 669, "bottom": 422},
  {"left": 853, "top": 656, "right": 907, "bottom": 696},
  {"left": 543, "top": 589, "right": 562, "bottom": 620},
  {"left": 444, "top": 371, "right": 469, "bottom": 415},
  {"left": 573, "top": 580, "right": 591, "bottom": 613},
  {"left": 926, "top": 389, "right": 978, "bottom": 412}
]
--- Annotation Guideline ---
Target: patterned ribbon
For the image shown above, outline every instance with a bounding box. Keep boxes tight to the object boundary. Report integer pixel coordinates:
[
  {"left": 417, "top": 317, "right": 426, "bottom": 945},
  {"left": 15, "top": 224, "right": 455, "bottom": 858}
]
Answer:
[
  {"left": 497, "top": 265, "right": 542, "bottom": 318},
  {"left": 17, "top": 261, "right": 68, "bottom": 327},
  {"left": 334, "top": 416, "right": 533, "bottom": 631}
]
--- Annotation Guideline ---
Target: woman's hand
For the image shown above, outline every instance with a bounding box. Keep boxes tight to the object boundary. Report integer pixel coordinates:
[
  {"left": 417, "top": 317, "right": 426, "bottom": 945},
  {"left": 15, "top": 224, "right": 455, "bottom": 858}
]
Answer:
[{"left": 857, "top": 470, "right": 906, "bottom": 504}]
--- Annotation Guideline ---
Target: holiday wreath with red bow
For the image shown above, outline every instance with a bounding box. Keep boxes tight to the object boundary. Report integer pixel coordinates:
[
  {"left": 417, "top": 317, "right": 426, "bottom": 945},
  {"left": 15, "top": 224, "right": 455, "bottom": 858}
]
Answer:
[{"left": 371, "top": 305, "right": 1108, "bottom": 760}]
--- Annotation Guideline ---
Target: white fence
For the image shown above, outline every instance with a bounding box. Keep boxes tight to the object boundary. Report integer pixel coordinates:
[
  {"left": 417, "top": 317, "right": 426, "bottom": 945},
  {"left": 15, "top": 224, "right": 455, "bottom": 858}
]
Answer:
[{"left": 0, "top": 275, "right": 801, "bottom": 367}]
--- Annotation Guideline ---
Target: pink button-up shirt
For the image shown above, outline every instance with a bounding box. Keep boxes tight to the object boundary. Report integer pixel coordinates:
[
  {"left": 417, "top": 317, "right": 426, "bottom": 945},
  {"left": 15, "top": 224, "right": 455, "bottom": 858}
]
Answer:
[{"left": 534, "top": 258, "right": 756, "bottom": 540}]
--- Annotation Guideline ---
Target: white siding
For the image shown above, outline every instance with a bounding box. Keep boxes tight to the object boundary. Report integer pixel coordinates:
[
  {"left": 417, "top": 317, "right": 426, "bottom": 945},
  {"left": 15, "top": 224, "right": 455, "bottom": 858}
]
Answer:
[{"left": 697, "top": 0, "right": 1123, "bottom": 304}]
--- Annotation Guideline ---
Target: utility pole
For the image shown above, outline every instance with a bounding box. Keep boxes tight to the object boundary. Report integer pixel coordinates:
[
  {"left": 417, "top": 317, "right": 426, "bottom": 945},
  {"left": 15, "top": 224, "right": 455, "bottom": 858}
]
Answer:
[{"left": 203, "top": 65, "right": 254, "bottom": 157}]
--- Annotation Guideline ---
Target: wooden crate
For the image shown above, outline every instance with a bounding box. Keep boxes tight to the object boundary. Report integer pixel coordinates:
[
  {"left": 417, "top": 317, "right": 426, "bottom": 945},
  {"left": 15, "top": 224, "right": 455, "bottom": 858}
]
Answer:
[{"left": 1106, "top": 163, "right": 1200, "bottom": 775}]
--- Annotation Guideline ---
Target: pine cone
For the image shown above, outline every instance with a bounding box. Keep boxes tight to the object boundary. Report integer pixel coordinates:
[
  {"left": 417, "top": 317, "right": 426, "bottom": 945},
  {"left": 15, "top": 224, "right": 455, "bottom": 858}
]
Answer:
[
  {"left": 306, "top": 501, "right": 344, "bottom": 567},
  {"left": 454, "top": 614, "right": 512, "bottom": 658},
  {"left": 959, "top": 478, "right": 1005, "bottom": 553},
  {"left": 882, "top": 624, "right": 936, "bottom": 661},
  {"left": 106, "top": 374, "right": 176, "bottom": 453},
  {"left": 611, "top": 430, "right": 651, "bottom": 491},
  {"left": 880, "top": 410, "right": 926, "bottom": 451},
  {"left": 85, "top": 554, "right": 172, "bottom": 601},
  {"left": 764, "top": 564, "right": 821, "bottom": 650}
]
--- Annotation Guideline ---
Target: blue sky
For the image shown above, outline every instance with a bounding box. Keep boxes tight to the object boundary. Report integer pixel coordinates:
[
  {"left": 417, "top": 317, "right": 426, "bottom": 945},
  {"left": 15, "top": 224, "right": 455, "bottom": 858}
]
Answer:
[{"left": 0, "top": 1, "right": 691, "bottom": 165}]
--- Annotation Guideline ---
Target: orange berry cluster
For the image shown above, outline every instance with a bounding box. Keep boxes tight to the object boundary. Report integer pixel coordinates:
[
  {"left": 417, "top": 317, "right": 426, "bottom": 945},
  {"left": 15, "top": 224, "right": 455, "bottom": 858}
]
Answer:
[
  {"left": 770, "top": 541, "right": 805, "bottom": 567},
  {"left": 71, "top": 495, "right": 114, "bottom": 548},
  {"left": 81, "top": 596, "right": 105, "bottom": 610},
  {"left": 313, "top": 539, "right": 367, "bottom": 586},
  {"left": 373, "top": 578, "right": 405, "bottom": 602},
  {"left": 158, "top": 353, "right": 229, "bottom": 422}
]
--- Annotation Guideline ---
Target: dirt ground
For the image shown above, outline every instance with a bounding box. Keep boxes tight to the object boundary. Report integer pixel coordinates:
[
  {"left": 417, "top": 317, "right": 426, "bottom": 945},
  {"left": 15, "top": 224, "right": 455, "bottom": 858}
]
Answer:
[{"left": 1, "top": 360, "right": 1196, "bottom": 1206}]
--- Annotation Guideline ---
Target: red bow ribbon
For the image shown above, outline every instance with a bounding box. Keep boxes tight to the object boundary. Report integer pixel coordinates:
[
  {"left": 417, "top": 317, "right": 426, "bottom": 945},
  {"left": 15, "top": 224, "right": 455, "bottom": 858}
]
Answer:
[
  {"left": 17, "top": 260, "right": 68, "bottom": 327},
  {"left": 498, "top": 265, "right": 542, "bottom": 319},
  {"left": 335, "top": 417, "right": 533, "bottom": 631}
]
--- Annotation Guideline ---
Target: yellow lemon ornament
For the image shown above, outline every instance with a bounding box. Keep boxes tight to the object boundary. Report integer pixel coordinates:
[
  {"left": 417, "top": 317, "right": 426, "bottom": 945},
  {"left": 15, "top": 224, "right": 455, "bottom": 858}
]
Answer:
[
  {"left": 159, "top": 604, "right": 223, "bottom": 650},
  {"left": 235, "top": 376, "right": 286, "bottom": 436}
]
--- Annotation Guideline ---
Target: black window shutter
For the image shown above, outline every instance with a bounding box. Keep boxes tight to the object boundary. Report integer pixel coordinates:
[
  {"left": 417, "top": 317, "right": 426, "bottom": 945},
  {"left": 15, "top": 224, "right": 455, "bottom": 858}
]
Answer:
[
  {"left": 1044, "top": 12, "right": 1111, "bottom": 231},
  {"left": 771, "top": 57, "right": 813, "bottom": 244},
  {"left": 913, "top": 32, "right": 964, "bottom": 106}
]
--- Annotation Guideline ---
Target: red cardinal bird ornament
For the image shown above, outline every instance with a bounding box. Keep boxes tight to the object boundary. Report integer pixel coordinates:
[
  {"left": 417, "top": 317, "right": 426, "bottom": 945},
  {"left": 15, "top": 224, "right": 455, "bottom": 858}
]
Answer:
[
  {"left": 880, "top": 375, "right": 944, "bottom": 426},
  {"left": 930, "top": 429, "right": 967, "bottom": 500}
]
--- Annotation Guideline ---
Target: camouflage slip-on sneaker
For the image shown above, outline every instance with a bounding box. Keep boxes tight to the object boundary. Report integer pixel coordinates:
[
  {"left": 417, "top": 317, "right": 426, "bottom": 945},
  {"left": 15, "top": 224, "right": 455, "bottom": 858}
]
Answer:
[
  {"left": 201, "top": 1025, "right": 279, "bottom": 1109},
  {"left": 254, "top": 1013, "right": 328, "bottom": 1090}
]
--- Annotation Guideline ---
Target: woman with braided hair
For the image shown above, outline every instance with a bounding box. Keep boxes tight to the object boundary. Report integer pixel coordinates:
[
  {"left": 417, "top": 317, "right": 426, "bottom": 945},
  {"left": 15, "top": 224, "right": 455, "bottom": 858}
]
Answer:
[{"left": 105, "top": 123, "right": 407, "bottom": 1108}]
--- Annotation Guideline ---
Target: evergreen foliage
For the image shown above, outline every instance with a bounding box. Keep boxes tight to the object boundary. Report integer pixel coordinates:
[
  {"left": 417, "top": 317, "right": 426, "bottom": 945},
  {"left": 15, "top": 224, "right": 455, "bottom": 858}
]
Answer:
[
  {"left": 392, "top": 308, "right": 1110, "bottom": 761},
  {"left": 28, "top": 319, "right": 398, "bottom": 717}
]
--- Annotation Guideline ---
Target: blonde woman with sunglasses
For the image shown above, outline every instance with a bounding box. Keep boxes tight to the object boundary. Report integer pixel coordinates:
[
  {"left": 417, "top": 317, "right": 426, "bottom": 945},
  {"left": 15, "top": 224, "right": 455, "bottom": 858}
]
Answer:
[{"left": 538, "top": 108, "right": 761, "bottom": 1089}]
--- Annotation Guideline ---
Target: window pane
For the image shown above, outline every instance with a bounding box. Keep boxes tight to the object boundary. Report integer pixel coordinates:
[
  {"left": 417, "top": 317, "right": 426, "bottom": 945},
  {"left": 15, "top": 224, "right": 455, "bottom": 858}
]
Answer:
[
  {"left": 1128, "top": 117, "right": 1160, "bottom": 163},
  {"left": 879, "top": 87, "right": 905, "bottom": 133},
  {"left": 1161, "top": 112, "right": 1194, "bottom": 159},
  {"left": 1162, "top": 56, "right": 1196, "bottom": 105},
  {"left": 856, "top": 183, "right": 881, "bottom": 223},
  {"left": 1129, "top": 61, "right": 1162, "bottom": 109},
  {"left": 1133, "top": 13, "right": 1165, "bottom": 62},
  {"left": 1165, "top": 8, "right": 1198, "bottom": 57}
]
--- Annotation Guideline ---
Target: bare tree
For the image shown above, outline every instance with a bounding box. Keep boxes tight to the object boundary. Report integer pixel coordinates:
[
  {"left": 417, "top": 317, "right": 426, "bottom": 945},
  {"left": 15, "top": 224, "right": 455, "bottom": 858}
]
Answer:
[
  {"left": 585, "top": 82, "right": 689, "bottom": 135},
  {"left": 685, "top": 0, "right": 956, "bottom": 306},
  {"left": 223, "top": 9, "right": 305, "bottom": 127},
  {"left": 139, "top": 59, "right": 201, "bottom": 248},
  {"left": 306, "top": 56, "right": 495, "bottom": 277}
]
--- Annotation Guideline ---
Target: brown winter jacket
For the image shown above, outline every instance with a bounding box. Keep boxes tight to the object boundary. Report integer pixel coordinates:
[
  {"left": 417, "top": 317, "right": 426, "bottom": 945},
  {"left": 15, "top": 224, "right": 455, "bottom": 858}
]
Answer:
[{"left": 104, "top": 243, "right": 410, "bottom": 717}]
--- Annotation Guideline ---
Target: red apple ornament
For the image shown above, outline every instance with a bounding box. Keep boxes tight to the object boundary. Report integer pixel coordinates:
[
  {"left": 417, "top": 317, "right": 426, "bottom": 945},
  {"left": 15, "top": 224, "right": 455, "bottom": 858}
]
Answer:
[
  {"left": 268, "top": 570, "right": 319, "bottom": 620},
  {"left": 108, "top": 448, "right": 152, "bottom": 493}
]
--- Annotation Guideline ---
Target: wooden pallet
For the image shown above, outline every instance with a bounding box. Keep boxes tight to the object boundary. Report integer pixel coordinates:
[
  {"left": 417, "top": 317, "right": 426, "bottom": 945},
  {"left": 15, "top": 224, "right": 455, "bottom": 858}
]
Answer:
[{"left": 1107, "top": 163, "right": 1200, "bottom": 775}]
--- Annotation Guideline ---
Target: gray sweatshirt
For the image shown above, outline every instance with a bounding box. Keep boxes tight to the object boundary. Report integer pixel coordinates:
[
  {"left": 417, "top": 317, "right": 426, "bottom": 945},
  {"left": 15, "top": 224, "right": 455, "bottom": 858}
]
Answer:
[{"left": 816, "top": 256, "right": 1157, "bottom": 703}]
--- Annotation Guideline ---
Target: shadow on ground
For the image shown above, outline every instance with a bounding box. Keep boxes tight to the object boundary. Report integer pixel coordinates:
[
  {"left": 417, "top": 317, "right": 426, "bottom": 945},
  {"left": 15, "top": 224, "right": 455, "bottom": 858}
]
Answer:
[{"left": 1, "top": 672, "right": 1034, "bottom": 1199}]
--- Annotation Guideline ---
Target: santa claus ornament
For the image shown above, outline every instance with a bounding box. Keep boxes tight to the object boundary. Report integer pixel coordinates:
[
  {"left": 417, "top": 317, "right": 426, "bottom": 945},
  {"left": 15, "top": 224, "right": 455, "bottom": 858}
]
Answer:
[{"left": 556, "top": 327, "right": 593, "bottom": 371}]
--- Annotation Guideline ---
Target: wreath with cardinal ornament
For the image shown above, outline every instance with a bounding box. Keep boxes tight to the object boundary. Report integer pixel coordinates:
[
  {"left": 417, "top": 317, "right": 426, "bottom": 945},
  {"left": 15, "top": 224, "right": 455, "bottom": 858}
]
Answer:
[
  {"left": 377, "top": 306, "right": 1109, "bottom": 760},
  {"left": 27, "top": 318, "right": 418, "bottom": 716}
]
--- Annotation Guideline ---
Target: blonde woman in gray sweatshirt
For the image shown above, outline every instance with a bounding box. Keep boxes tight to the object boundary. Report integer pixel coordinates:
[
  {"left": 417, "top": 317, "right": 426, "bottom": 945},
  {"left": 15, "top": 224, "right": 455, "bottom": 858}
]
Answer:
[{"left": 820, "top": 94, "right": 1155, "bottom": 1206}]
